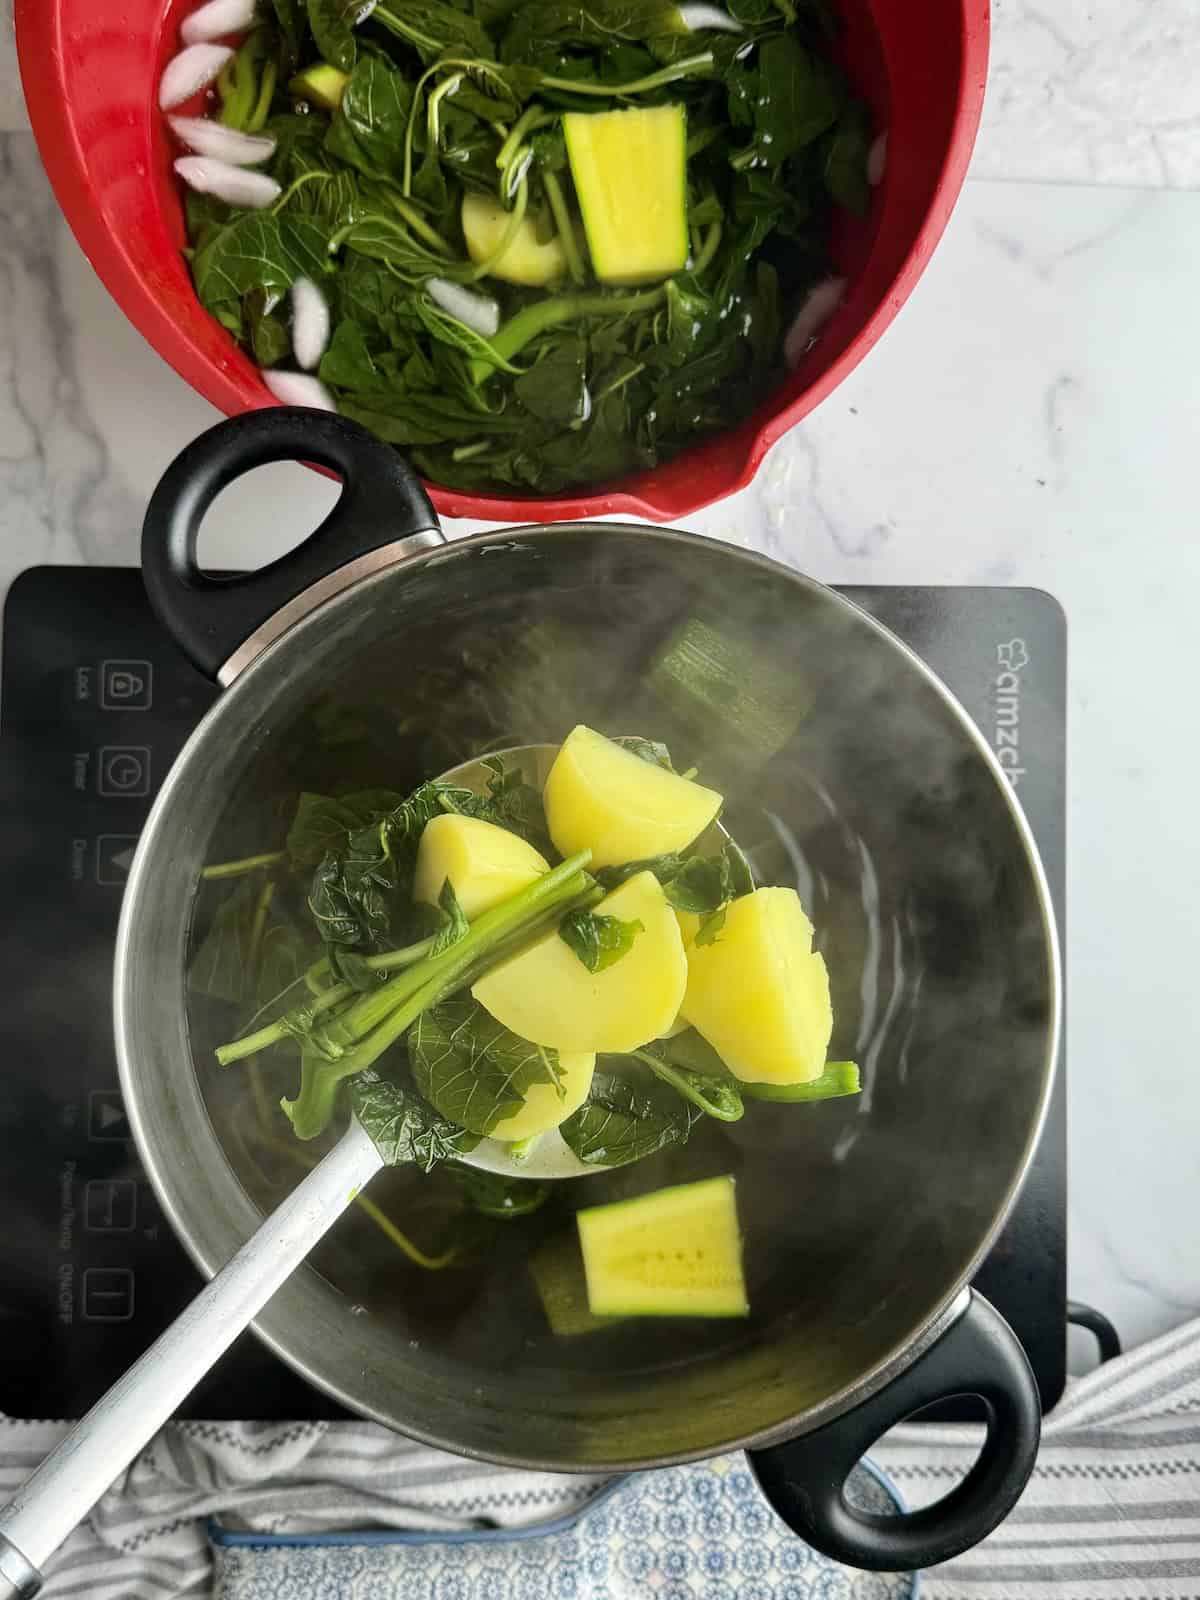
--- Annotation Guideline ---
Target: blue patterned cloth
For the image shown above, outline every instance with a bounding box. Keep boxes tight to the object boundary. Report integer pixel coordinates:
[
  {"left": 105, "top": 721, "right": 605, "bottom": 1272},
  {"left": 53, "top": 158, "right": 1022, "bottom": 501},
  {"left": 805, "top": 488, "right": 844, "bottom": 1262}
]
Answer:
[{"left": 211, "top": 1453, "right": 916, "bottom": 1600}]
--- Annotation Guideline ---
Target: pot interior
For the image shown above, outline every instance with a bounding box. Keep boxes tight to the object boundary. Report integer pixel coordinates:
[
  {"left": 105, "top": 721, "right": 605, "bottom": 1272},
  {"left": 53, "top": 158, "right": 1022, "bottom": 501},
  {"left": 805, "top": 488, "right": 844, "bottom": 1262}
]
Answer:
[{"left": 119, "top": 526, "right": 1056, "bottom": 1467}]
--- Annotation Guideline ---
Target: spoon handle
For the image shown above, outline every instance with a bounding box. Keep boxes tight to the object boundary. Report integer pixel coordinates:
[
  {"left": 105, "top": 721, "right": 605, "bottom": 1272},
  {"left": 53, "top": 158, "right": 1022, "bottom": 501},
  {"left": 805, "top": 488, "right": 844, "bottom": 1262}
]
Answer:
[{"left": 0, "top": 1120, "right": 383, "bottom": 1596}]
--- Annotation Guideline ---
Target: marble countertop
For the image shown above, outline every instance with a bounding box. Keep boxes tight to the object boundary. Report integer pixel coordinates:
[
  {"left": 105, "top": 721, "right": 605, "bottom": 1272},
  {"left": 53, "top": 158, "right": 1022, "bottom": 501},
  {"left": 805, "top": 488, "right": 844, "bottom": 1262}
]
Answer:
[{"left": 2, "top": 1, "right": 1198, "bottom": 1374}]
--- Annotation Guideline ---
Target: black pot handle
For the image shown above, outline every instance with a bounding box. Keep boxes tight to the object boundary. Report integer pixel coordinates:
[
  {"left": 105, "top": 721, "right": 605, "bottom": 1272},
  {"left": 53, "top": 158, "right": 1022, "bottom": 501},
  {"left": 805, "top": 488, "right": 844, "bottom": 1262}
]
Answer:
[
  {"left": 142, "top": 407, "right": 443, "bottom": 681},
  {"left": 749, "top": 1291, "right": 1040, "bottom": 1572}
]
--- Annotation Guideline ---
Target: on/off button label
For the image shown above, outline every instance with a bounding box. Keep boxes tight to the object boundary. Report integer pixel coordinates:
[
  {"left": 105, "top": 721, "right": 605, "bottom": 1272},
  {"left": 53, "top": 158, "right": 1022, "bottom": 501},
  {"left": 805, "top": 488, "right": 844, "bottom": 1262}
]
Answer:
[{"left": 81, "top": 1267, "right": 135, "bottom": 1322}]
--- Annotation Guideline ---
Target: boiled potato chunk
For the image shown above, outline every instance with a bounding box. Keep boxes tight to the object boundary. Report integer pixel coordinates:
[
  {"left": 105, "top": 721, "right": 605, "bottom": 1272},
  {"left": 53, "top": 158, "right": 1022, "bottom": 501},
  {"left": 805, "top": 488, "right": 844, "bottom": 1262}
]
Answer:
[
  {"left": 682, "top": 887, "right": 832, "bottom": 1084},
  {"left": 543, "top": 725, "right": 722, "bottom": 869},
  {"left": 471, "top": 871, "right": 686, "bottom": 1052},
  {"left": 413, "top": 814, "right": 549, "bottom": 921},
  {"left": 489, "top": 1050, "right": 596, "bottom": 1141},
  {"left": 461, "top": 191, "right": 567, "bottom": 287}
]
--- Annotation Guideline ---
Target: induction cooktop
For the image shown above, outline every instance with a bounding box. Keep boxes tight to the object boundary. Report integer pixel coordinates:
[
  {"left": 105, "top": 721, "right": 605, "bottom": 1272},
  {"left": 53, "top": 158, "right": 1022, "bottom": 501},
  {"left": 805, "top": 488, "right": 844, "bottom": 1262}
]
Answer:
[{"left": 0, "top": 568, "right": 1069, "bottom": 1421}]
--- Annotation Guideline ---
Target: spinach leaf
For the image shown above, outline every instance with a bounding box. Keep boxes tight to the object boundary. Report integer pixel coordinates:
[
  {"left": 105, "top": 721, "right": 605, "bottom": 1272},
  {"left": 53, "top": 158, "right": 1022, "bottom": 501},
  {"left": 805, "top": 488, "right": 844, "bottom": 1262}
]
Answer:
[
  {"left": 193, "top": 212, "right": 331, "bottom": 312},
  {"left": 286, "top": 788, "right": 406, "bottom": 868},
  {"left": 309, "top": 820, "right": 404, "bottom": 946},
  {"left": 435, "top": 762, "right": 552, "bottom": 852},
  {"left": 372, "top": 0, "right": 493, "bottom": 62},
  {"left": 559, "top": 909, "right": 644, "bottom": 973},
  {"left": 475, "top": 756, "right": 553, "bottom": 853},
  {"left": 560, "top": 1063, "right": 699, "bottom": 1166},
  {"left": 632, "top": 1039, "right": 744, "bottom": 1120},
  {"left": 500, "top": 0, "right": 685, "bottom": 67},
  {"left": 658, "top": 854, "right": 730, "bottom": 914},
  {"left": 753, "top": 33, "right": 840, "bottom": 159},
  {"left": 409, "top": 998, "right": 561, "bottom": 1135},
  {"left": 614, "top": 735, "right": 676, "bottom": 771},
  {"left": 184, "top": 191, "right": 235, "bottom": 254},
  {"left": 306, "top": 0, "right": 367, "bottom": 71},
  {"left": 305, "top": 780, "right": 466, "bottom": 946},
  {"left": 595, "top": 841, "right": 751, "bottom": 915},
  {"left": 694, "top": 905, "right": 726, "bottom": 944},
  {"left": 271, "top": 0, "right": 307, "bottom": 61},
  {"left": 247, "top": 290, "right": 292, "bottom": 366},
  {"left": 430, "top": 878, "right": 470, "bottom": 955},
  {"left": 513, "top": 337, "right": 589, "bottom": 426},
  {"left": 445, "top": 1164, "right": 550, "bottom": 1218},
  {"left": 324, "top": 56, "right": 414, "bottom": 179},
  {"left": 351, "top": 1066, "right": 481, "bottom": 1169}
]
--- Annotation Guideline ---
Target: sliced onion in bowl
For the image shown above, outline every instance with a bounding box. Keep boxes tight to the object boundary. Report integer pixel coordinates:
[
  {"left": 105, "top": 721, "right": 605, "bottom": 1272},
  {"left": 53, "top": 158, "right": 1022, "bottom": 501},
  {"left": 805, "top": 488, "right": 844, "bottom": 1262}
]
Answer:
[
  {"left": 181, "top": 0, "right": 259, "bottom": 44},
  {"left": 426, "top": 277, "right": 500, "bottom": 338},
  {"left": 158, "top": 43, "right": 234, "bottom": 110},
  {"left": 677, "top": 3, "right": 743, "bottom": 29},
  {"left": 783, "top": 277, "right": 846, "bottom": 370},
  {"left": 168, "top": 115, "right": 276, "bottom": 166},
  {"left": 174, "top": 157, "right": 282, "bottom": 209},
  {"left": 291, "top": 277, "right": 331, "bottom": 371},
  {"left": 261, "top": 370, "right": 337, "bottom": 410}
]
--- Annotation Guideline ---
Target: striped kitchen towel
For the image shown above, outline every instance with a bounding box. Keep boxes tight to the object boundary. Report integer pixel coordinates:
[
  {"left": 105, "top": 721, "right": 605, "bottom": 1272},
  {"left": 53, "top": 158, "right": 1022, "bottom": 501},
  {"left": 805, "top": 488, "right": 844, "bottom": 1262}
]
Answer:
[
  {"left": 873, "top": 1313, "right": 1200, "bottom": 1598},
  {"left": 2, "top": 1312, "right": 1198, "bottom": 1598}
]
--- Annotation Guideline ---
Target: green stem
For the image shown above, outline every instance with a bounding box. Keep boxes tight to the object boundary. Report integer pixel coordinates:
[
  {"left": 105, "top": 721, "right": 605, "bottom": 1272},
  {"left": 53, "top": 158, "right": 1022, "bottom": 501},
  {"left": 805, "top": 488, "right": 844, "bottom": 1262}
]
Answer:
[
  {"left": 468, "top": 286, "right": 665, "bottom": 383},
  {"left": 327, "top": 211, "right": 451, "bottom": 271},
  {"left": 201, "top": 851, "right": 286, "bottom": 881},
  {"left": 538, "top": 53, "right": 713, "bottom": 97},
  {"left": 219, "top": 32, "right": 266, "bottom": 129},
  {"left": 633, "top": 1049, "right": 744, "bottom": 1121},
  {"left": 382, "top": 190, "right": 455, "bottom": 254},
  {"left": 692, "top": 219, "right": 723, "bottom": 276},
  {"left": 742, "top": 1062, "right": 862, "bottom": 1102},
  {"left": 246, "top": 880, "right": 276, "bottom": 987},
  {"left": 219, "top": 934, "right": 439, "bottom": 1066},
  {"left": 404, "top": 58, "right": 475, "bottom": 196},
  {"left": 319, "top": 853, "right": 592, "bottom": 1052},
  {"left": 542, "top": 170, "right": 584, "bottom": 285},
  {"left": 494, "top": 105, "right": 546, "bottom": 175},
  {"left": 372, "top": 4, "right": 444, "bottom": 57},
  {"left": 464, "top": 176, "right": 529, "bottom": 283},
  {"left": 219, "top": 981, "right": 353, "bottom": 1067},
  {"left": 452, "top": 439, "right": 491, "bottom": 462},
  {"left": 352, "top": 1190, "right": 461, "bottom": 1268},
  {"left": 282, "top": 882, "right": 599, "bottom": 1137},
  {"left": 427, "top": 72, "right": 463, "bottom": 145},
  {"left": 590, "top": 360, "right": 645, "bottom": 406},
  {"left": 272, "top": 168, "right": 333, "bottom": 215},
  {"left": 247, "top": 58, "right": 277, "bottom": 132}
]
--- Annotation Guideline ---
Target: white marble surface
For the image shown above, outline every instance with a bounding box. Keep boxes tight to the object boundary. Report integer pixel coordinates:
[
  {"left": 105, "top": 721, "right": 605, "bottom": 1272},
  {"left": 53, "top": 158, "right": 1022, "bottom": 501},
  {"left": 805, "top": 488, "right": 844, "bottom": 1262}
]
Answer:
[
  {"left": 2, "top": 6, "right": 1200, "bottom": 1377},
  {"left": 7, "top": 0, "right": 1200, "bottom": 185}
]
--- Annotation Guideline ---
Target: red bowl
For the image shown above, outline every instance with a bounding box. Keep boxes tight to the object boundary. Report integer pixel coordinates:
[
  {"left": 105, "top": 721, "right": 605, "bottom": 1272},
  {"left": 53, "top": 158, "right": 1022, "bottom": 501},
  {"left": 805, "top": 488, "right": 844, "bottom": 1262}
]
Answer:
[{"left": 16, "top": 0, "right": 987, "bottom": 523}]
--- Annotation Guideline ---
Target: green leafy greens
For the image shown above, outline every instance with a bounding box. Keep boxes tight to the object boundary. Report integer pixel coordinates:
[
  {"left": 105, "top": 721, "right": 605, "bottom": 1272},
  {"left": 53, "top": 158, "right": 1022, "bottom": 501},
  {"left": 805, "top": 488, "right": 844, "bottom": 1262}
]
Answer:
[
  {"left": 409, "top": 997, "right": 563, "bottom": 1135},
  {"left": 180, "top": 0, "right": 871, "bottom": 493},
  {"left": 559, "top": 1061, "right": 699, "bottom": 1166},
  {"left": 558, "top": 908, "right": 644, "bottom": 972}
]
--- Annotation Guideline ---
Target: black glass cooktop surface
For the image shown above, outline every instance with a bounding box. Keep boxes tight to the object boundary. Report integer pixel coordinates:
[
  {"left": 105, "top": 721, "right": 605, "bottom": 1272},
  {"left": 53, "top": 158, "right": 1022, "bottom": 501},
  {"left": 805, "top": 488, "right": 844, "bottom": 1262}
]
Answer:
[{"left": 0, "top": 568, "right": 1066, "bottom": 1421}]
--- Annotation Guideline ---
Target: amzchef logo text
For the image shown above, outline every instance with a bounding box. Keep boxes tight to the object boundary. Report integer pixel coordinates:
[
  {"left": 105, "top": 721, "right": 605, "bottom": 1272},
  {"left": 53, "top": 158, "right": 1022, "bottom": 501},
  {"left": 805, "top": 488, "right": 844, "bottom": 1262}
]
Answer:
[{"left": 994, "top": 638, "right": 1028, "bottom": 788}]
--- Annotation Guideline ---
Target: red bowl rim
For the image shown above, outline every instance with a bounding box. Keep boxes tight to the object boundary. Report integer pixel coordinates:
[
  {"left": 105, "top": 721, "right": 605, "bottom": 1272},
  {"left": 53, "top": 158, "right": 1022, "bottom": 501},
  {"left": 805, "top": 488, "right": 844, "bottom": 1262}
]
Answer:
[{"left": 15, "top": 0, "right": 988, "bottom": 524}]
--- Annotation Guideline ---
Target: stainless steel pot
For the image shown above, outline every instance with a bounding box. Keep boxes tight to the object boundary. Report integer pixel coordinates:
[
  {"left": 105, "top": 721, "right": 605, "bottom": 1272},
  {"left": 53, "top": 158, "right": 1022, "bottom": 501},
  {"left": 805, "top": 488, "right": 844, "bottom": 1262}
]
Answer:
[{"left": 118, "top": 409, "right": 1057, "bottom": 1571}]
